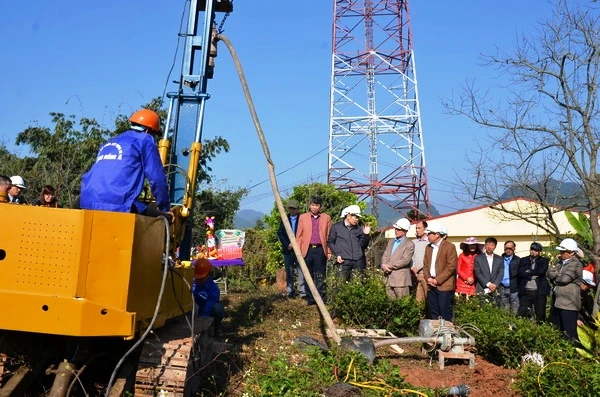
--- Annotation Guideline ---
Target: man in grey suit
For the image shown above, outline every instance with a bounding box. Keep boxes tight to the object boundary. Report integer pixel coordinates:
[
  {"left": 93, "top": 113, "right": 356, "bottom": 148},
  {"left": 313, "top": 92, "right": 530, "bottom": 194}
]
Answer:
[
  {"left": 474, "top": 237, "right": 504, "bottom": 298},
  {"left": 381, "top": 218, "right": 415, "bottom": 299}
]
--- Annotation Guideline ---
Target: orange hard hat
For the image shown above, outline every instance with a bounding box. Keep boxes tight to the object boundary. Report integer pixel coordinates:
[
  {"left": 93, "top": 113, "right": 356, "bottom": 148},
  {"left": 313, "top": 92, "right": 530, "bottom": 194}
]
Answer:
[
  {"left": 129, "top": 109, "right": 161, "bottom": 133},
  {"left": 194, "top": 258, "right": 213, "bottom": 278}
]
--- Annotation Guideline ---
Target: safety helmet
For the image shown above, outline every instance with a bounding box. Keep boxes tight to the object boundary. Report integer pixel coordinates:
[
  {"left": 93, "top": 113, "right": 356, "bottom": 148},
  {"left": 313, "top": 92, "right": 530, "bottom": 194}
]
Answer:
[
  {"left": 10, "top": 175, "right": 26, "bottom": 189},
  {"left": 194, "top": 258, "right": 213, "bottom": 278},
  {"left": 341, "top": 204, "right": 362, "bottom": 218},
  {"left": 129, "top": 109, "right": 161, "bottom": 133},
  {"left": 392, "top": 218, "right": 410, "bottom": 231}
]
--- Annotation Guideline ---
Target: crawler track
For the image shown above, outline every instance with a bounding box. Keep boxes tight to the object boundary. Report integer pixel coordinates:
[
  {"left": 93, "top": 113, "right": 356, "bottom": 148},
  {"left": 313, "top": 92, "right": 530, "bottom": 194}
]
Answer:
[{"left": 135, "top": 316, "right": 214, "bottom": 396}]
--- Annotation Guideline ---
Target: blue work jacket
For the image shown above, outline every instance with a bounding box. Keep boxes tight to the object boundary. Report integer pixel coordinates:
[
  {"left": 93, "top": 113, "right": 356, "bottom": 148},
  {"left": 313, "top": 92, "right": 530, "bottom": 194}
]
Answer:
[
  {"left": 192, "top": 277, "right": 221, "bottom": 317},
  {"left": 80, "top": 130, "right": 170, "bottom": 213}
]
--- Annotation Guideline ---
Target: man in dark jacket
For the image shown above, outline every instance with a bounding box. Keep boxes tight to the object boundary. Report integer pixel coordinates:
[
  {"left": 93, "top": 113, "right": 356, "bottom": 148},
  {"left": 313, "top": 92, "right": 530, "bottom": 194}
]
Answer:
[
  {"left": 499, "top": 240, "right": 520, "bottom": 313},
  {"left": 327, "top": 204, "right": 371, "bottom": 281},
  {"left": 277, "top": 199, "right": 304, "bottom": 298},
  {"left": 474, "top": 237, "right": 504, "bottom": 298},
  {"left": 517, "top": 242, "right": 550, "bottom": 322}
]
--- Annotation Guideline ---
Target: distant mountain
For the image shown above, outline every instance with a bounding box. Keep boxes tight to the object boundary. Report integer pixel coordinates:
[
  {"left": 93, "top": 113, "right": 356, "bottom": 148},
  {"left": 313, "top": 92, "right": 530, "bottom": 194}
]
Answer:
[
  {"left": 499, "top": 179, "right": 587, "bottom": 208},
  {"left": 234, "top": 209, "right": 265, "bottom": 229}
]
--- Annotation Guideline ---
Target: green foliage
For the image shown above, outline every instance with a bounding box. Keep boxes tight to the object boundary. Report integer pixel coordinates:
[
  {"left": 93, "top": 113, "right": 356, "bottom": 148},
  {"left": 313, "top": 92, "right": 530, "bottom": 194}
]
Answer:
[
  {"left": 192, "top": 183, "right": 248, "bottom": 245},
  {"left": 246, "top": 347, "right": 430, "bottom": 397},
  {"left": 564, "top": 210, "right": 593, "bottom": 251},
  {"left": 576, "top": 313, "right": 600, "bottom": 361},
  {"left": 329, "top": 272, "right": 422, "bottom": 337},
  {"left": 515, "top": 359, "right": 600, "bottom": 397},
  {"left": 261, "top": 182, "right": 377, "bottom": 275},
  {"left": 235, "top": 226, "right": 271, "bottom": 281},
  {"left": 454, "top": 297, "right": 574, "bottom": 369},
  {"left": 1, "top": 97, "right": 232, "bottom": 209},
  {"left": 6, "top": 113, "right": 114, "bottom": 206}
]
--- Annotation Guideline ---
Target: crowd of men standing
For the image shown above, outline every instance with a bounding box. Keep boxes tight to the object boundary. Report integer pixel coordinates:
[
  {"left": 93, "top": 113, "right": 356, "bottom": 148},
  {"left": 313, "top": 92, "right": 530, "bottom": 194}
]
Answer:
[{"left": 277, "top": 202, "right": 597, "bottom": 342}]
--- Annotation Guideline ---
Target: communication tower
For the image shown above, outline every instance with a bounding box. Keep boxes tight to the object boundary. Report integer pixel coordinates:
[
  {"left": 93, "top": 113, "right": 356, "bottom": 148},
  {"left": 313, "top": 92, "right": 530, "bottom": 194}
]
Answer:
[{"left": 327, "top": 0, "right": 430, "bottom": 219}]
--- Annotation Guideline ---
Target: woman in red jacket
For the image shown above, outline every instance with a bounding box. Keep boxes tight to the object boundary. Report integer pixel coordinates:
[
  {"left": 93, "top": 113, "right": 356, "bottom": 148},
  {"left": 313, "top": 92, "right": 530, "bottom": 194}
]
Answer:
[{"left": 455, "top": 237, "right": 483, "bottom": 296}]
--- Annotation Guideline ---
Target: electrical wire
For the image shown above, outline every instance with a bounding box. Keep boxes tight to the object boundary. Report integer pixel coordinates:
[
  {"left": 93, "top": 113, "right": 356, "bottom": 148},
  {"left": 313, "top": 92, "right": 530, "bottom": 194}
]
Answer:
[
  {"left": 168, "top": 266, "right": 194, "bottom": 333},
  {"left": 160, "top": 0, "right": 191, "bottom": 108},
  {"left": 245, "top": 146, "right": 329, "bottom": 191},
  {"left": 104, "top": 216, "right": 172, "bottom": 396}
]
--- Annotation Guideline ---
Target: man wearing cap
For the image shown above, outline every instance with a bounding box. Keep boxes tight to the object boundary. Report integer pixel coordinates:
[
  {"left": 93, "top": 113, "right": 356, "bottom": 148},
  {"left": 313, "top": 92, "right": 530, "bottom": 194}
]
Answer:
[
  {"left": 517, "top": 242, "right": 550, "bottom": 322},
  {"left": 0, "top": 175, "right": 11, "bottom": 203},
  {"left": 474, "top": 237, "right": 504, "bottom": 298},
  {"left": 548, "top": 238, "right": 583, "bottom": 340},
  {"left": 422, "top": 221, "right": 458, "bottom": 321},
  {"left": 328, "top": 204, "right": 371, "bottom": 282},
  {"left": 381, "top": 218, "right": 415, "bottom": 299},
  {"left": 578, "top": 270, "right": 596, "bottom": 328},
  {"left": 411, "top": 220, "right": 429, "bottom": 302},
  {"left": 296, "top": 196, "right": 332, "bottom": 305},
  {"left": 8, "top": 175, "right": 27, "bottom": 204},
  {"left": 277, "top": 199, "right": 305, "bottom": 298}
]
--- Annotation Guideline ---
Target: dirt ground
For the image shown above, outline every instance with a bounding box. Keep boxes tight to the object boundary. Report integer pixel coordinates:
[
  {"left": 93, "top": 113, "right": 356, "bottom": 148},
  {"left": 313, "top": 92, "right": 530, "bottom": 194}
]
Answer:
[{"left": 199, "top": 288, "right": 519, "bottom": 396}]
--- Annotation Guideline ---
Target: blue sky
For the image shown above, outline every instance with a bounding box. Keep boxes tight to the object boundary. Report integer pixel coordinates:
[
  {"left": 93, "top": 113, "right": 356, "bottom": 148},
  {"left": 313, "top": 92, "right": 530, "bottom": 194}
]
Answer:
[{"left": 1, "top": 0, "right": 553, "bottom": 215}]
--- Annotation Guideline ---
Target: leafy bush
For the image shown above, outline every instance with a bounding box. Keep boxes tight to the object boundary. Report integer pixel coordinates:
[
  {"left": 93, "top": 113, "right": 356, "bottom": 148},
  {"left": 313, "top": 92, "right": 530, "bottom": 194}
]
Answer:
[
  {"left": 246, "top": 347, "right": 432, "bottom": 396},
  {"left": 454, "top": 297, "right": 574, "bottom": 369},
  {"left": 515, "top": 359, "right": 600, "bottom": 396},
  {"left": 328, "top": 272, "right": 422, "bottom": 336},
  {"left": 576, "top": 313, "right": 600, "bottom": 360}
]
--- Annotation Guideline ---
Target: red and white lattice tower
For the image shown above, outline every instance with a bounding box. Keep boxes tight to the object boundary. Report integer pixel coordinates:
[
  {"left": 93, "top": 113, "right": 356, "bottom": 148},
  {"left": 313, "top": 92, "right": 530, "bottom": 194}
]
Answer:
[{"left": 328, "top": 0, "right": 430, "bottom": 219}]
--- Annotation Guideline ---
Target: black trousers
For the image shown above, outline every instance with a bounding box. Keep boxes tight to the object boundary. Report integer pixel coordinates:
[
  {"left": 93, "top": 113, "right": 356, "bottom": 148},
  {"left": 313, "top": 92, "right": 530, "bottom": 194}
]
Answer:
[
  {"left": 551, "top": 307, "right": 578, "bottom": 341},
  {"left": 337, "top": 258, "right": 366, "bottom": 282},
  {"left": 427, "top": 289, "right": 454, "bottom": 321},
  {"left": 304, "top": 245, "right": 327, "bottom": 304},
  {"left": 517, "top": 290, "right": 547, "bottom": 322}
]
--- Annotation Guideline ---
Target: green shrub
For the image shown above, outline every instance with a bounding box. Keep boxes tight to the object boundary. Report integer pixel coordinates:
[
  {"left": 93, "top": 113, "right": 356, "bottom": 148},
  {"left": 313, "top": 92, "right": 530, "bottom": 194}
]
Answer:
[
  {"left": 246, "top": 347, "right": 432, "bottom": 396},
  {"left": 515, "top": 359, "right": 600, "bottom": 396},
  {"left": 454, "top": 297, "right": 574, "bottom": 369},
  {"left": 328, "top": 272, "right": 422, "bottom": 336},
  {"left": 576, "top": 313, "right": 600, "bottom": 360}
]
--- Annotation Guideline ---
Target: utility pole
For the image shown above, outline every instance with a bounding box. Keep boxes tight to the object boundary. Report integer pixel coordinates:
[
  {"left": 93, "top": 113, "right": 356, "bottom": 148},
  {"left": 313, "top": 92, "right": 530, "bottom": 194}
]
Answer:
[{"left": 328, "top": 0, "right": 430, "bottom": 220}]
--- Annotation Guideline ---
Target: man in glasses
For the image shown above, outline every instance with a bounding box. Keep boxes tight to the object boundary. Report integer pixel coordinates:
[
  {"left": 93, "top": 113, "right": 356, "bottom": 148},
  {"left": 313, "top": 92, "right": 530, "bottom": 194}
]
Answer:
[
  {"left": 499, "top": 240, "right": 520, "bottom": 313},
  {"left": 381, "top": 218, "right": 415, "bottom": 299},
  {"left": 8, "top": 175, "right": 27, "bottom": 204}
]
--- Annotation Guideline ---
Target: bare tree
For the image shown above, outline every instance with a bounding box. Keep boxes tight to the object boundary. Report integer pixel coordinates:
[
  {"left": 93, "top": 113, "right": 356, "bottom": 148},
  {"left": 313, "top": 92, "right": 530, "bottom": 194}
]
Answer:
[{"left": 446, "top": 0, "right": 600, "bottom": 265}]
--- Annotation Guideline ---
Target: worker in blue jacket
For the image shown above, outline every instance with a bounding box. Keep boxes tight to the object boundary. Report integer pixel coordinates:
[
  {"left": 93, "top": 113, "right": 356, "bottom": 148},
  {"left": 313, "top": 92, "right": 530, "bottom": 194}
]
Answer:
[
  {"left": 80, "top": 109, "right": 171, "bottom": 219},
  {"left": 192, "top": 258, "right": 224, "bottom": 334}
]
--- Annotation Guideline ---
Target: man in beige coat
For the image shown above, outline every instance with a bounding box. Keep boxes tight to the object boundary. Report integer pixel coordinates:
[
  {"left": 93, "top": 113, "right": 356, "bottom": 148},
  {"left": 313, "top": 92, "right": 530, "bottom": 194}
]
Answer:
[{"left": 381, "top": 218, "right": 415, "bottom": 299}]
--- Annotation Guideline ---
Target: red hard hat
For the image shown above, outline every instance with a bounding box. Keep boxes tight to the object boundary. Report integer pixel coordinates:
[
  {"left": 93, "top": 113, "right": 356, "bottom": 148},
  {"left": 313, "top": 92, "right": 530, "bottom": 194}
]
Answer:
[
  {"left": 129, "top": 109, "right": 160, "bottom": 133},
  {"left": 194, "top": 258, "right": 212, "bottom": 278}
]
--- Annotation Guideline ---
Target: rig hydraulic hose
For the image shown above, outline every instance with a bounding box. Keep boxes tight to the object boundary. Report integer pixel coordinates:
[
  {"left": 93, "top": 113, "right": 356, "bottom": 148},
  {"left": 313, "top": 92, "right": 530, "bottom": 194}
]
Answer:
[{"left": 216, "top": 33, "right": 341, "bottom": 344}]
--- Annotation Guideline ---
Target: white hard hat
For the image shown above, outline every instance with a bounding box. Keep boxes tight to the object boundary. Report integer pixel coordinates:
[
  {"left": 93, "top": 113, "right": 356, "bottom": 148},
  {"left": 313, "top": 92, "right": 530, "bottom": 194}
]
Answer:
[
  {"left": 557, "top": 238, "right": 578, "bottom": 252},
  {"left": 440, "top": 225, "right": 448, "bottom": 236},
  {"left": 392, "top": 218, "right": 410, "bottom": 231},
  {"left": 10, "top": 175, "right": 26, "bottom": 189},
  {"left": 425, "top": 221, "right": 444, "bottom": 234},
  {"left": 341, "top": 204, "right": 361, "bottom": 218},
  {"left": 582, "top": 270, "right": 596, "bottom": 287}
]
